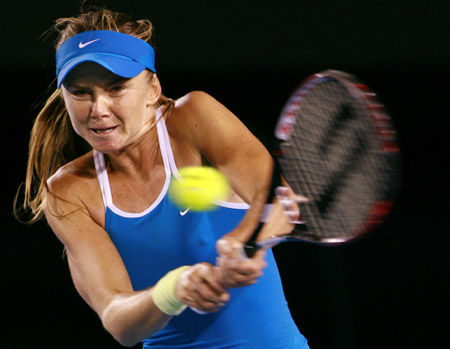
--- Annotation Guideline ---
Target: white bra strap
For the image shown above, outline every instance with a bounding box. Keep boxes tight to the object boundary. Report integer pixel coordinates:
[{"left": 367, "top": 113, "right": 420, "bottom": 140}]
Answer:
[
  {"left": 93, "top": 149, "right": 112, "bottom": 209},
  {"left": 156, "top": 113, "right": 182, "bottom": 180},
  {"left": 156, "top": 109, "right": 250, "bottom": 210}
]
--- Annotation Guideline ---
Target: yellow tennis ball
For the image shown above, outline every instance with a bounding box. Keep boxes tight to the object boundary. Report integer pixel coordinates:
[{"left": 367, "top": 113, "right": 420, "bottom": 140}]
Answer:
[{"left": 169, "top": 166, "right": 230, "bottom": 211}]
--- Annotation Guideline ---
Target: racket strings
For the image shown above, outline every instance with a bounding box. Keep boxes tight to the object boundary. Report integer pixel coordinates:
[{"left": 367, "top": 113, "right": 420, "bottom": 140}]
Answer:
[{"left": 279, "top": 79, "right": 391, "bottom": 239}]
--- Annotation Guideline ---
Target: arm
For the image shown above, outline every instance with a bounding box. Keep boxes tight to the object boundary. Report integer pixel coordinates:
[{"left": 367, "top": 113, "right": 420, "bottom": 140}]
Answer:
[
  {"left": 45, "top": 168, "right": 228, "bottom": 346},
  {"left": 167, "top": 91, "right": 276, "bottom": 287},
  {"left": 168, "top": 91, "right": 273, "bottom": 228}
]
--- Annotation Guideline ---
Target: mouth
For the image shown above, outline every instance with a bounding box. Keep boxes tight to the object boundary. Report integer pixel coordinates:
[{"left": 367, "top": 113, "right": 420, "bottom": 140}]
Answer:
[{"left": 90, "top": 126, "right": 118, "bottom": 135}]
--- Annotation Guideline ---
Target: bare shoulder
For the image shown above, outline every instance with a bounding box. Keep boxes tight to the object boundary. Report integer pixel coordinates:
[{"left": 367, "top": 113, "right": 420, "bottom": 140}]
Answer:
[
  {"left": 46, "top": 151, "right": 104, "bottom": 225},
  {"left": 164, "top": 91, "right": 252, "bottom": 168},
  {"left": 48, "top": 151, "right": 97, "bottom": 195},
  {"left": 175, "top": 90, "right": 222, "bottom": 111},
  {"left": 163, "top": 91, "right": 272, "bottom": 205},
  {"left": 167, "top": 91, "right": 228, "bottom": 132},
  {"left": 167, "top": 91, "right": 246, "bottom": 142}
]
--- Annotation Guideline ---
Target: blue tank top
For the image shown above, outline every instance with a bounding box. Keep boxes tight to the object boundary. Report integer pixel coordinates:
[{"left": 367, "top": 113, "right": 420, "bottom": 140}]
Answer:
[{"left": 93, "top": 112, "right": 308, "bottom": 348}]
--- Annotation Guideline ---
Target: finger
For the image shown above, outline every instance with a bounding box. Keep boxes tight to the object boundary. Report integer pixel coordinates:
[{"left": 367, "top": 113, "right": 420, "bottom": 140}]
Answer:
[
  {"left": 196, "top": 266, "right": 229, "bottom": 301},
  {"left": 196, "top": 281, "right": 230, "bottom": 304},
  {"left": 188, "top": 282, "right": 229, "bottom": 312},
  {"left": 216, "top": 238, "right": 245, "bottom": 259},
  {"left": 217, "top": 255, "right": 267, "bottom": 287},
  {"left": 218, "top": 255, "right": 265, "bottom": 275},
  {"left": 190, "top": 299, "right": 223, "bottom": 313},
  {"left": 191, "top": 264, "right": 230, "bottom": 305},
  {"left": 202, "top": 265, "right": 228, "bottom": 294},
  {"left": 275, "top": 186, "right": 307, "bottom": 224},
  {"left": 275, "top": 186, "right": 309, "bottom": 203}
]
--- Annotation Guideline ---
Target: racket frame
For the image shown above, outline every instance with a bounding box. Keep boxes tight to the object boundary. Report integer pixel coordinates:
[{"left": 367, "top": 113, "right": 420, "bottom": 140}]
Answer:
[{"left": 244, "top": 70, "right": 399, "bottom": 257}]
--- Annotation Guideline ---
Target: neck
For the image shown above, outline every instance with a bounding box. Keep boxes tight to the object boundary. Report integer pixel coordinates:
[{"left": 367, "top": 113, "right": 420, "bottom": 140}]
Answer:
[{"left": 104, "top": 123, "right": 161, "bottom": 179}]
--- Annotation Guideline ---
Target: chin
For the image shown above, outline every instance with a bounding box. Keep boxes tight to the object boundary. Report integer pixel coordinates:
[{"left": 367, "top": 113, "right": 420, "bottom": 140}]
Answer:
[{"left": 90, "top": 141, "right": 122, "bottom": 154}]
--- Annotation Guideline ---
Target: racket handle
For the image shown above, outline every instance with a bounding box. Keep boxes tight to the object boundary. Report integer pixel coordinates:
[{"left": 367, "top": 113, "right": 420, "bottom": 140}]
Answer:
[
  {"left": 243, "top": 159, "right": 282, "bottom": 258},
  {"left": 243, "top": 237, "right": 261, "bottom": 258}
]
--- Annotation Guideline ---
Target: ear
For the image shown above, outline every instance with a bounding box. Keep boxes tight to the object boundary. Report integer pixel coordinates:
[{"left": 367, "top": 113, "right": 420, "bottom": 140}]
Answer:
[{"left": 146, "top": 74, "right": 162, "bottom": 106}]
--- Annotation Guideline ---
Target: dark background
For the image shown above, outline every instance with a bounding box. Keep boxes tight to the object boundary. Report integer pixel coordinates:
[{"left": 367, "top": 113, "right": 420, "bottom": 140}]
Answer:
[{"left": 2, "top": 1, "right": 449, "bottom": 348}]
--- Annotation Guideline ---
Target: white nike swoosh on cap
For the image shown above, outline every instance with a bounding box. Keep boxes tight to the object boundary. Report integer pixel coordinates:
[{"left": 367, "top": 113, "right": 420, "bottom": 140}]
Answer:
[{"left": 78, "top": 39, "right": 100, "bottom": 49}]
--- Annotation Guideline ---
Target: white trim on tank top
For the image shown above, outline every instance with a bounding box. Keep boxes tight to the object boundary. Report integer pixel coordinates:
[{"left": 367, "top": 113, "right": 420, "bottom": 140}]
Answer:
[
  {"left": 157, "top": 110, "right": 249, "bottom": 210},
  {"left": 93, "top": 107, "right": 249, "bottom": 218}
]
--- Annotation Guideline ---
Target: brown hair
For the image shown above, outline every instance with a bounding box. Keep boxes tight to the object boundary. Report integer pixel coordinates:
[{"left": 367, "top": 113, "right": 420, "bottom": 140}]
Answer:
[{"left": 15, "top": 8, "right": 174, "bottom": 223}]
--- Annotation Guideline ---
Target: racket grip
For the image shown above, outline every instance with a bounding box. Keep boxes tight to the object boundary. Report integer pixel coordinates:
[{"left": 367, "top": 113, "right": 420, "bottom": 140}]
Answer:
[{"left": 243, "top": 240, "right": 260, "bottom": 258}]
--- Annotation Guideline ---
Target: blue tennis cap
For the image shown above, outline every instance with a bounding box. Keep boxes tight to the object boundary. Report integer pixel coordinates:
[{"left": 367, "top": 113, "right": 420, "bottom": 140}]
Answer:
[{"left": 56, "top": 30, "right": 156, "bottom": 88}]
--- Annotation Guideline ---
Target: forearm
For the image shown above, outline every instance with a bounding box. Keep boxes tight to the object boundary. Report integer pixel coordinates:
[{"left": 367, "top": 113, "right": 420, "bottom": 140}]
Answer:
[
  {"left": 101, "top": 289, "right": 171, "bottom": 347},
  {"left": 100, "top": 266, "right": 192, "bottom": 346},
  {"left": 225, "top": 182, "right": 270, "bottom": 243}
]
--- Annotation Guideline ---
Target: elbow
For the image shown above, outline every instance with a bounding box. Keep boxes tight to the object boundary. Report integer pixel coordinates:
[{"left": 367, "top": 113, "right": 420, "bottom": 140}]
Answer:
[
  {"left": 100, "top": 304, "right": 169, "bottom": 347},
  {"left": 101, "top": 307, "right": 140, "bottom": 347},
  {"left": 115, "top": 336, "right": 139, "bottom": 348},
  {"left": 113, "top": 336, "right": 137, "bottom": 348},
  {"left": 103, "top": 320, "right": 140, "bottom": 347},
  {"left": 103, "top": 318, "right": 167, "bottom": 347}
]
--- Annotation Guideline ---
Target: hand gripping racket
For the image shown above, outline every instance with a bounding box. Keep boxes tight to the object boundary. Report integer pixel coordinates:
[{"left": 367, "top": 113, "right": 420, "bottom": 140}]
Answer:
[{"left": 244, "top": 70, "right": 400, "bottom": 257}]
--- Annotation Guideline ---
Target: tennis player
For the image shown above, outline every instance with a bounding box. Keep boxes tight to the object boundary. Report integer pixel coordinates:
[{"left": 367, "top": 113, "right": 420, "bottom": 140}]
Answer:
[{"left": 18, "top": 8, "right": 309, "bottom": 348}]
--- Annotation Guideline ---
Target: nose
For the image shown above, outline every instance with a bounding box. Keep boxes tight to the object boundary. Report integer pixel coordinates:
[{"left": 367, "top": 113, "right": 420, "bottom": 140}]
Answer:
[{"left": 90, "top": 94, "right": 111, "bottom": 119}]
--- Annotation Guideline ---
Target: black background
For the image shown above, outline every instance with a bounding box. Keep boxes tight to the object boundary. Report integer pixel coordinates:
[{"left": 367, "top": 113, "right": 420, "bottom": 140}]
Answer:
[{"left": 2, "top": 1, "right": 449, "bottom": 348}]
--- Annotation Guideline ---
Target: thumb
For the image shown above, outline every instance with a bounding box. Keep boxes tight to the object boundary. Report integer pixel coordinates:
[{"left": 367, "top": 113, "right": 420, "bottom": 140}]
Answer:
[{"left": 216, "top": 238, "right": 246, "bottom": 259}]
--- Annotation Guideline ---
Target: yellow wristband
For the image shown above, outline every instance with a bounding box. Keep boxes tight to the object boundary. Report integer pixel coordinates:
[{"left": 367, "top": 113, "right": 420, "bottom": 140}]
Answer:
[{"left": 153, "top": 266, "right": 190, "bottom": 315}]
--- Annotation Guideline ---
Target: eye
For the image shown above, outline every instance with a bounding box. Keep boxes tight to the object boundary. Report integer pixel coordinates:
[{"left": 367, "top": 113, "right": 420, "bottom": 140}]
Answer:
[
  {"left": 109, "top": 84, "right": 126, "bottom": 95},
  {"left": 73, "top": 89, "right": 89, "bottom": 96},
  {"left": 69, "top": 88, "right": 91, "bottom": 99}
]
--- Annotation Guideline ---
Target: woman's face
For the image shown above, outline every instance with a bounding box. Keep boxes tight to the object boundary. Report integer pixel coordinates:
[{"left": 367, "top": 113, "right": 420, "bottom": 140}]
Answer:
[{"left": 61, "top": 62, "right": 160, "bottom": 153}]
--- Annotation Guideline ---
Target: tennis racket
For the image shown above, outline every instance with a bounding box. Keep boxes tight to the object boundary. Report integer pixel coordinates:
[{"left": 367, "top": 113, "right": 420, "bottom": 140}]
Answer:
[{"left": 244, "top": 70, "right": 400, "bottom": 257}]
